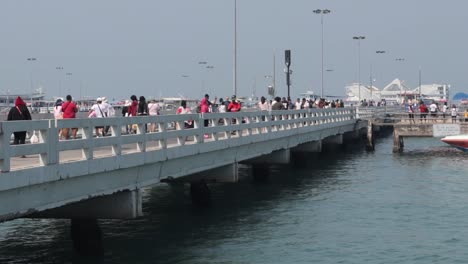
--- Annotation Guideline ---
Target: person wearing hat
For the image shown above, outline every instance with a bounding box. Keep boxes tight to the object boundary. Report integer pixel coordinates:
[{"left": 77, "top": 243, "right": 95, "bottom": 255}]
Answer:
[{"left": 7, "top": 96, "right": 32, "bottom": 149}]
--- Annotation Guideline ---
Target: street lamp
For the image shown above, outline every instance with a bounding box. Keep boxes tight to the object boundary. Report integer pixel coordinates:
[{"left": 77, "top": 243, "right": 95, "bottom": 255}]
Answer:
[
  {"left": 352, "top": 36, "right": 365, "bottom": 102},
  {"left": 313, "top": 9, "right": 331, "bottom": 98},
  {"left": 395, "top": 58, "right": 406, "bottom": 102},
  {"left": 65, "top": 72, "right": 72, "bottom": 95},
  {"left": 233, "top": 0, "right": 238, "bottom": 97},
  {"left": 370, "top": 50, "right": 386, "bottom": 100},
  {"left": 56, "top": 66, "right": 64, "bottom": 97},
  {"left": 206, "top": 65, "right": 215, "bottom": 95},
  {"left": 26, "top": 57, "right": 38, "bottom": 109}
]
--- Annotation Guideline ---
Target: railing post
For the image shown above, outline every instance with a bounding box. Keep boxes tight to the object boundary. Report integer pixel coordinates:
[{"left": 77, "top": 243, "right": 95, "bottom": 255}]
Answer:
[
  {"left": 82, "top": 125, "right": 94, "bottom": 160},
  {"left": 111, "top": 120, "right": 122, "bottom": 156},
  {"left": 43, "top": 119, "right": 58, "bottom": 165},
  {"left": 0, "top": 123, "right": 11, "bottom": 172},
  {"left": 137, "top": 121, "right": 146, "bottom": 152}
]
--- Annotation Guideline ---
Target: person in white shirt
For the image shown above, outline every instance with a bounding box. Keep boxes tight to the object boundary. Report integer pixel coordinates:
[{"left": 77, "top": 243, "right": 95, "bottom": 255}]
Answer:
[
  {"left": 258, "top": 96, "right": 270, "bottom": 111},
  {"left": 89, "top": 98, "right": 106, "bottom": 137},
  {"left": 294, "top": 98, "right": 302, "bottom": 110},
  {"left": 148, "top": 100, "right": 161, "bottom": 132},
  {"left": 429, "top": 102, "right": 438, "bottom": 122},
  {"left": 442, "top": 102, "right": 448, "bottom": 121}
]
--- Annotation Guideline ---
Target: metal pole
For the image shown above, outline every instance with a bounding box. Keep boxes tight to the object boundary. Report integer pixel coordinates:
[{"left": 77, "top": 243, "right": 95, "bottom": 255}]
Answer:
[
  {"left": 419, "top": 67, "right": 422, "bottom": 100},
  {"left": 370, "top": 64, "right": 373, "bottom": 101},
  {"left": 233, "top": 0, "right": 237, "bottom": 97},
  {"left": 320, "top": 14, "right": 324, "bottom": 98},
  {"left": 273, "top": 51, "right": 276, "bottom": 97},
  {"left": 358, "top": 40, "right": 361, "bottom": 102}
]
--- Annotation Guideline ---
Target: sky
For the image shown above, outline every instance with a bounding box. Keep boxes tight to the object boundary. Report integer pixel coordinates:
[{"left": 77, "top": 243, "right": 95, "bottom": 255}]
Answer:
[{"left": 1, "top": 0, "right": 468, "bottom": 101}]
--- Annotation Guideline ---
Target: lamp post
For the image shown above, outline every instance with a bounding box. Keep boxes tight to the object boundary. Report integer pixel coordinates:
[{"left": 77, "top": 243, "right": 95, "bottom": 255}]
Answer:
[
  {"left": 395, "top": 58, "right": 405, "bottom": 103},
  {"left": 56, "top": 66, "right": 64, "bottom": 97},
  {"left": 206, "top": 65, "right": 215, "bottom": 95},
  {"left": 418, "top": 67, "right": 422, "bottom": 100},
  {"left": 313, "top": 9, "right": 331, "bottom": 98},
  {"left": 352, "top": 36, "right": 365, "bottom": 102},
  {"left": 370, "top": 50, "right": 386, "bottom": 100},
  {"left": 26, "top": 57, "right": 38, "bottom": 109},
  {"left": 233, "top": 0, "right": 237, "bottom": 97},
  {"left": 65, "top": 72, "right": 72, "bottom": 95}
]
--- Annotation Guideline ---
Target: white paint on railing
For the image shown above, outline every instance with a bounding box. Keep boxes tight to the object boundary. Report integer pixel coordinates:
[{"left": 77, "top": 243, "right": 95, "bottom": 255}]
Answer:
[{"left": 0, "top": 108, "right": 355, "bottom": 183}]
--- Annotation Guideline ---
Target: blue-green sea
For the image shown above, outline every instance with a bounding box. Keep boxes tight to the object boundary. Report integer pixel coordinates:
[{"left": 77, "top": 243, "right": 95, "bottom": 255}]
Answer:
[{"left": 1, "top": 135, "right": 467, "bottom": 264}]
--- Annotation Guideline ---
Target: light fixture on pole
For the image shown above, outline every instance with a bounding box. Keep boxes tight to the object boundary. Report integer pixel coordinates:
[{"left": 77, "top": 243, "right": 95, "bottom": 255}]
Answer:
[
  {"left": 313, "top": 9, "right": 331, "bottom": 98},
  {"left": 352, "top": 36, "right": 365, "bottom": 102}
]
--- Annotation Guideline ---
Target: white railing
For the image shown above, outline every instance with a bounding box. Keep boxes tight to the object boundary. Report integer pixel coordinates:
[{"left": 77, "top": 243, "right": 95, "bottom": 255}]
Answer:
[{"left": 0, "top": 108, "right": 356, "bottom": 173}]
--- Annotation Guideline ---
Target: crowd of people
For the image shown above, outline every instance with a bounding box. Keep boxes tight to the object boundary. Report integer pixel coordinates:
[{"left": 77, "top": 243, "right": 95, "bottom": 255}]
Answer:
[
  {"left": 405, "top": 99, "right": 468, "bottom": 123},
  {"left": 5, "top": 93, "right": 468, "bottom": 150}
]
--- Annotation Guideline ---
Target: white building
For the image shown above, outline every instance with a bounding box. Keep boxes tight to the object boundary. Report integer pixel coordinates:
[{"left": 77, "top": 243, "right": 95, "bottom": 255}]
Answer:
[{"left": 345, "top": 78, "right": 450, "bottom": 104}]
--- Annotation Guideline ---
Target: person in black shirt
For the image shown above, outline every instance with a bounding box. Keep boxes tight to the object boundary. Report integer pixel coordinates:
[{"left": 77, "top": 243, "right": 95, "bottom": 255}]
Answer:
[{"left": 7, "top": 96, "right": 32, "bottom": 145}]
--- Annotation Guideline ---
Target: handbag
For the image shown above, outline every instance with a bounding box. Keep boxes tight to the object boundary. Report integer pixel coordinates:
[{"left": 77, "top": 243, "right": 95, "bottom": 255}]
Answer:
[{"left": 30, "top": 131, "right": 39, "bottom": 144}]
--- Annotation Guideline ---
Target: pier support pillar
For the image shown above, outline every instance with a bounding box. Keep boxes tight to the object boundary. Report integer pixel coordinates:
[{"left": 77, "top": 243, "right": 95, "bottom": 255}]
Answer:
[
  {"left": 181, "top": 163, "right": 239, "bottom": 183},
  {"left": 322, "top": 134, "right": 343, "bottom": 151},
  {"left": 28, "top": 190, "right": 143, "bottom": 220},
  {"left": 190, "top": 180, "right": 211, "bottom": 206},
  {"left": 242, "top": 149, "right": 291, "bottom": 165},
  {"left": 393, "top": 132, "right": 404, "bottom": 153},
  {"left": 366, "top": 121, "right": 375, "bottom": 151},
  {"left": 292, "top": 140, "right": 322, "bottom": 153},
  {"left": 71, "top": 218, "right": 103, "bottom": 256}
]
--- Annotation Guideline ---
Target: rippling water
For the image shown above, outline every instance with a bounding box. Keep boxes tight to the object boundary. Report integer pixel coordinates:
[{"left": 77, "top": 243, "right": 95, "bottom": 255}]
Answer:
[{"left": 1, "top": 135, "right": 467, "bottom": 264}]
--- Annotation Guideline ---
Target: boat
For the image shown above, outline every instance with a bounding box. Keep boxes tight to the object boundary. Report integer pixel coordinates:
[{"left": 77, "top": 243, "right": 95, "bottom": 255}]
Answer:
[{"left": 441, "top": 134, "right": 468, "bottom": 152}]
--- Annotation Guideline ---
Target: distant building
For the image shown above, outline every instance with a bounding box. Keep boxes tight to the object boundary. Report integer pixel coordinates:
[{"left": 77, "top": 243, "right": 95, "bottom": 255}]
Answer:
[{"left": 345, "top": 78, "right": 450, "bottom": 104}]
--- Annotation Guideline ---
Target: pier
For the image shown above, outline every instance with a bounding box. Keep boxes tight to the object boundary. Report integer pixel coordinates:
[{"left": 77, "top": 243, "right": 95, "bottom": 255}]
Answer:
[{"left": 0, "top": 108, "right": 370, "bottom": 253}]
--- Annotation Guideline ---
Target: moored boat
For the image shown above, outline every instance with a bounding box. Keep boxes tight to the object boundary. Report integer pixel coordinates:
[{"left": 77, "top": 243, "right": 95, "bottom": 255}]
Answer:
[{"left": 441, "top": 134, "right": 468, "bottom": 152}]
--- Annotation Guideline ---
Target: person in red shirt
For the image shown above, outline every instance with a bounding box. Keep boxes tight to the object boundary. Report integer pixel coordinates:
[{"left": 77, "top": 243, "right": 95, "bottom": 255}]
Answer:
[
  {"left": 228, "top": 96, "right": 241, "bottom": 112},
  {"left": 128, "top": 95, "right": 138, "bottom": 117},
  {"left": 419, "top": 101, "right": 428, "bottom": 123},
  {"left": 61, "top": 95, "right": 78, "bottom": 139}
]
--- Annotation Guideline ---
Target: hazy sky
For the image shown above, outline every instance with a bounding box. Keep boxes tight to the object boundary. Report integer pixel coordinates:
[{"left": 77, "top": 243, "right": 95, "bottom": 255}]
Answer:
[{"left": 1, "top": 0, "right": 467, "bottom": 100}]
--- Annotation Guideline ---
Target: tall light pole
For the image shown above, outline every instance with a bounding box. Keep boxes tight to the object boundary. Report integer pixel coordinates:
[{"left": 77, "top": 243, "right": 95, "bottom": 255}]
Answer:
[
  {"left": 233, "top": 0, "right": 237, "bottom": 97},
  {"left": 352, "top": 36, "right": 365, "bottom": 102},
  {"left": 206, "top": 65, "right": 215, "bottom": 95},
  {"left": 56, "top": 66, "right": 64, "bottom": 97},
  {"left": 395, "top": 58, "right": 405, "bottom": 103},
  {"left": 198, "top": 61, "right": 207, "bottom": 93},
  {"left": 418, "top": 67, "right": 422, "bottom": 100},
  {"left": 26, "top": 57, "right": 38, "bottom": 109},
  {"left": 313, "top": 9, "right": 331, "bottom": 98},
  {"left": 65, "top": 72, "right": 72, "bottom": 95},
  {"left": 370, "top": 50, "right": 386, "bottom": 100}
]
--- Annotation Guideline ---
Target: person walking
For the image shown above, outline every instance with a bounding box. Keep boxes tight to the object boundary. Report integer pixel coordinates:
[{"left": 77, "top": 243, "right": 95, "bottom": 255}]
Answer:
[
  {"left": 450, "top": 104, "right": 458, "bottom": 123},
  {"left": 148, "top": 99, "right": 160, "bottom": 132},
  {"left": 7, "top": 96, "right": 32, "bottom": 152},
  {"left": 89, "top": 98, "right": 107, "bottom": 137},
  {"left": 54, "top": 98, "right": 64, "bottom": 139},
  {"left": 61, "top": 95, "right": 79, "bottom": 139}
]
